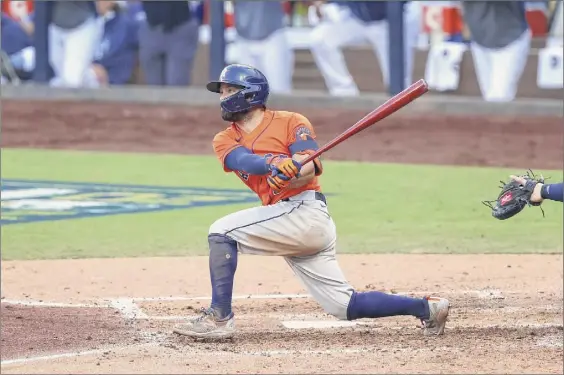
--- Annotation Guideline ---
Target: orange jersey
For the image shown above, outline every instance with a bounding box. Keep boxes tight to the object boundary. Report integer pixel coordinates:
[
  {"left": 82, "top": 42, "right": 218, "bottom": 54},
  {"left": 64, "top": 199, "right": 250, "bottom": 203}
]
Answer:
[{"left": 213, "top": 110, "right": 323, "bottom": 205}]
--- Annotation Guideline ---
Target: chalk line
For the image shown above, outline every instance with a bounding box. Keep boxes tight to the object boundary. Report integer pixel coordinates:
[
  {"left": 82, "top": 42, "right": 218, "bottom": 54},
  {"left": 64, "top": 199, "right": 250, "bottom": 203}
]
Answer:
[
  {"left": 282, "top": 320, "right": 564, "bottom": 330},
  {"left": 137, "top": 312, "right": 328, "bottom": 321},
  {"left": 130, "top": 289, "right": 537, "bottom": 303},
  {"left": 130, "top": 293, "right": 312, "bottom": 302},
  {"left": 0, "top": 343, "right": 156, "bottom": 367},
  {"left": 0, "top": 343, "right": 456, "bottom": 366},
  {"left": 1, "top": 289, "right": 543, "bottom": 309},
  {"left": 109, "top": 298, "right": 148, "bottom": 320},
  {"left": 1, "top": 299, "right": 110, "bottom": 308}
]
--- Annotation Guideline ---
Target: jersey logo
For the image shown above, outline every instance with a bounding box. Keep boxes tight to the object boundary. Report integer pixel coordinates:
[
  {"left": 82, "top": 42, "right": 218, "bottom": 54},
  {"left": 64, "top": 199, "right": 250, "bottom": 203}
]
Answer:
[{"left": 295, "top": 126, "right": 311, "bottom": 141}]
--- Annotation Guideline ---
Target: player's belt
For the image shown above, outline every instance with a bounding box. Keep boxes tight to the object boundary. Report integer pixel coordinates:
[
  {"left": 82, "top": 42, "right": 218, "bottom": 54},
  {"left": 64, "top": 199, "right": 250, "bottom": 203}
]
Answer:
[{"left": 281, "top": 191, "right": 326, "bottom": 204}]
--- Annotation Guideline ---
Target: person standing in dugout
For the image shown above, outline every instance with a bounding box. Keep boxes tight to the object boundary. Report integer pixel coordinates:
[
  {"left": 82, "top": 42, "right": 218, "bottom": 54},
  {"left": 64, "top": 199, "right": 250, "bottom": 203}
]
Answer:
[{"left": 461, "top": 0, "right": 532, "bottom": 102}]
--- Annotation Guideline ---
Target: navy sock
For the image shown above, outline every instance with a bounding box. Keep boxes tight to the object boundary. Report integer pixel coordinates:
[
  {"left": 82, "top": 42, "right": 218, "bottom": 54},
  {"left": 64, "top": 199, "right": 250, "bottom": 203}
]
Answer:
[
  {"left": 346, "top": 291, "right": 429, "bottom": 321},
  {"left": 208, "top": 233, "right": 238, "bottom": 319}
]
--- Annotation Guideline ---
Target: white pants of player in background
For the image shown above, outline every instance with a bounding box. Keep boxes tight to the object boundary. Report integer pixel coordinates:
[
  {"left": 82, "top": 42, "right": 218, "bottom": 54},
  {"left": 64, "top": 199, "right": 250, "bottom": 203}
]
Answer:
[
  {"left": 308, "top": 2, "right": 421, "bottom": 96},
  {"left": 48, "top": 16, "right": 101, "bottom": 88},
  {"left": 7, "top": 46, "right": 36, "bottom": 73},
  {"left": 81, "top": 67, "right": 102, "bottom": 88},
  {"left": 470, "top": 29, "right": 531, "bottom": 102},
  {"left": 234, "top": 28, "right": 294, "bottom": 94}
]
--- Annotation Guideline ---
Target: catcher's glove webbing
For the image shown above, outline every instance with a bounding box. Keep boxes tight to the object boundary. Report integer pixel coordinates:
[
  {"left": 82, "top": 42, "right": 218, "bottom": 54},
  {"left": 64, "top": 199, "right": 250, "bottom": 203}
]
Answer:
[{"left": 482, "top": 170, "right": 546, "bottom": 220}]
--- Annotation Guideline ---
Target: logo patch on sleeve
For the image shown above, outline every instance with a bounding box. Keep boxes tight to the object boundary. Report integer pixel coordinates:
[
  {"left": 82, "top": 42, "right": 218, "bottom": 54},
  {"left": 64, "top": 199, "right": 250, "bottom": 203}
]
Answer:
[{"left": 295, "top": 126, "right": 312, "bottom": 141}]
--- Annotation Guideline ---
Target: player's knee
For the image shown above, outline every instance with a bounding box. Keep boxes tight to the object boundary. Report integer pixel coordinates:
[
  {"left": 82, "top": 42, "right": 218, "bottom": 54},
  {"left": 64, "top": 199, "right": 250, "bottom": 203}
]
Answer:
[
  {"left": 209, "top": 217, "right": 228, "bottom": 236},
  {"left": 319, "top": 291, "right": 353, "bottom": 320},
  {"left": 309, "top": 26, "right": 335, "bottom": 51},
  {"left": 323, "top": 300, "right": 349, "bottom": 320},
  {"left": 208, "top": 232, "right": 237, "bottom": 252}
]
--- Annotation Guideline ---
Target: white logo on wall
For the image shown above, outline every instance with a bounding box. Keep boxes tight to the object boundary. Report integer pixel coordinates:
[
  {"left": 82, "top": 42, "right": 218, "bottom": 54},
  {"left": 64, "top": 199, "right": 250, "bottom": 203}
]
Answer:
[{"left": 1, "top": 180, "right": 258, "bottom": 225}]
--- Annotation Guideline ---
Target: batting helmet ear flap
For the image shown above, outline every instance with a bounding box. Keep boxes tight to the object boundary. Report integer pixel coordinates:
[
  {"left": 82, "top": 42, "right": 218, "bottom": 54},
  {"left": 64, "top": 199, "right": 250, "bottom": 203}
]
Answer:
[{"left": 244, "top": 92, "right": 257, "bottom": 101}]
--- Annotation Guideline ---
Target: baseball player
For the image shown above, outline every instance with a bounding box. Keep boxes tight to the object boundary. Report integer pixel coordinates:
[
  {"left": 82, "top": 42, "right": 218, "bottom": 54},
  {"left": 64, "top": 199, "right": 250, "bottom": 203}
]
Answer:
[
  {"left": 82, "top": 1, "right": 139, "bottom": 88},
  {"left": 231, "top": 1, "right": 293, "bottom": 94},
  {"left": 173, "top": 64, "right": 450, "bottom": 340},
  {"left": 483, "top": 172, "right": 562, "bottom": 221},
  {"left": 137, "top": 1, "right": 200, "bottom": 86},
  {"left": 1, "top": 12, "right": 35, "bottom": 83},
  {"left": 308, "top": 1, "right": 421, "bottom": 96},
  {"left": 461, "top": 1, "right": 531, "bottom": 102},
  {"left": 48, "top": 1, "right": 102, "bottom": 88}
]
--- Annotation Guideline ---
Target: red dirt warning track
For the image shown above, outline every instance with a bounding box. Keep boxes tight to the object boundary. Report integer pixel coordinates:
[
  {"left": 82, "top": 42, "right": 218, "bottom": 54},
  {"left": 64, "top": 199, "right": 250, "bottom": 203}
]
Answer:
[
  {"left": 2, "top": 100, "right": 563, "bottom": 169},
  {"left": 1, "top": 100, "right": 562, "bottom": 374}
]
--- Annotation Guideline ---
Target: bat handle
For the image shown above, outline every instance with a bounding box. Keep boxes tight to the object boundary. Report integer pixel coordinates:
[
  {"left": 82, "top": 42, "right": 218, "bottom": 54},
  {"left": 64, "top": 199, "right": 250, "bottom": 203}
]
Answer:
[{"left": 301, "top": 150, "right": 321, "bottom": 166}]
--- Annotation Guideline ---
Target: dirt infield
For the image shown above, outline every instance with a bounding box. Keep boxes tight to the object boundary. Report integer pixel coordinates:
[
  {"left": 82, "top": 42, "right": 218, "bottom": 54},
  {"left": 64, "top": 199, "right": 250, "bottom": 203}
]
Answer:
[
  {"left": 1, "top": 99, "right": 563, "bottom": 373},
  {"left": 1, "top": 255, "right": 563, "bottom": 374}
]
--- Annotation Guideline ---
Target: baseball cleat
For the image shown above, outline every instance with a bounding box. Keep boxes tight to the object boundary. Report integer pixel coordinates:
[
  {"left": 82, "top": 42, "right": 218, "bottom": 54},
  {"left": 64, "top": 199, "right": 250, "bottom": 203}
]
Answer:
[
  {"left": 173, "top": 307, "right": 235, "bottom": 339},
  {"left": 421, "top": 296, "right": 450, "bottom": 336}
]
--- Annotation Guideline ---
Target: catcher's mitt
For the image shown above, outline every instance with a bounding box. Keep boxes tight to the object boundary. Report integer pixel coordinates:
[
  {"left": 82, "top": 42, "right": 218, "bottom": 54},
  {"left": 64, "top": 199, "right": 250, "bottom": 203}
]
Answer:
[{"left": 482, "top": 170, "right": 545, "bottom": 220}]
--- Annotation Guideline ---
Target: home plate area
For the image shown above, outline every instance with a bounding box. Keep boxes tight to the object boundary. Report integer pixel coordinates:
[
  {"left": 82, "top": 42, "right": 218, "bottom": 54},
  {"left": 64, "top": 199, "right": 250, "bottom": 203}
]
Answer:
[{"left": 2, "top": 289, "right": 562, "bottom": 374}]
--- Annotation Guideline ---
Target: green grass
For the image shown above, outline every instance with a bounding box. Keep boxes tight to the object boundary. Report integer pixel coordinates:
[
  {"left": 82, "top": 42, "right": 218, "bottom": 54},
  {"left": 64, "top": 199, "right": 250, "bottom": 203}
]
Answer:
[{"left": 2, "top": 148, "right": 562, "bottom": 260}]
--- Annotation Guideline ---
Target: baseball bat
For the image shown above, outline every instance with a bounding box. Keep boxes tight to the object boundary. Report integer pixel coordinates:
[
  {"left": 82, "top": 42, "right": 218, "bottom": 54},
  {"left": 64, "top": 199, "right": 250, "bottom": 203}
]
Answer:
[{"left": 301, "top": 79, "right": 429, "bottom": 166}]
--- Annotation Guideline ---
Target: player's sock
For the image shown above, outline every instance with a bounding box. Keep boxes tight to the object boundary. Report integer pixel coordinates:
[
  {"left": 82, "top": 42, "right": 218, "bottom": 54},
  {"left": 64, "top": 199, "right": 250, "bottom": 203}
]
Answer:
[
  {"left": 208, "top": 233, "right": 238, "bottom": 320},
  {"left": 346, "top": 291, "right": 430, "bottom": 320}
]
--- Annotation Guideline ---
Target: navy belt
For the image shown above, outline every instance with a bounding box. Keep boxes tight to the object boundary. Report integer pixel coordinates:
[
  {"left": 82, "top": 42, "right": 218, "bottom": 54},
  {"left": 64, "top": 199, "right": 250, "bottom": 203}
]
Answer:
[{"left": 282, "top": 192, "right": 326, "bottom": 204}]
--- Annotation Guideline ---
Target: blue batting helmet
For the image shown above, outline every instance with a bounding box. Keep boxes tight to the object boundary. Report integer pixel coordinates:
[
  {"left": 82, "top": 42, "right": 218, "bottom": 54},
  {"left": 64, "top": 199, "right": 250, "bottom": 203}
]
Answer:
[{"left": 206, "top": 64, "right": 270, "bottom": 114}]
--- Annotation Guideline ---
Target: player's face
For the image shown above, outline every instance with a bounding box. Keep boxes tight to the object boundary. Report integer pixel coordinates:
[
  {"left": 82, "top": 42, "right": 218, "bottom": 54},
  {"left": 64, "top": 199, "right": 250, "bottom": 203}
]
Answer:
[
  {"left": 219, "top": 83, "right": 242, "bottom": 100},
  {"left": 219, "top": 83, "right": 248, "bottom": 122}
]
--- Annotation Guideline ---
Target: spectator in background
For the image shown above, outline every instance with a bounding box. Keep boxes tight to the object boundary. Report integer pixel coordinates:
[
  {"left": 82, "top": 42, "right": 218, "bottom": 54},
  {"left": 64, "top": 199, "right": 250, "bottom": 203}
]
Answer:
[
  {"left": 308, "top": 1, "right": 421, "bottom": 96},
  {"left": 48, "top": 1, "right": 102, "bottom": 87},
  {"left": 124, "top": 0, "right": 145, "bottom": 24},
  {"left": 81, "top": 1, "right": 139, "bottom": 88},
  {"left": 1, "top": 12, "right": 35, "bottom": 82},
  {"left": 231, "top": 1, "right": 293, "bottom": 94},
  {"left": 461, "top": 1, "right": 531, "bottom": 102},
  {"left": 138, "top": 1, "right": 199, "bottom": 86}
]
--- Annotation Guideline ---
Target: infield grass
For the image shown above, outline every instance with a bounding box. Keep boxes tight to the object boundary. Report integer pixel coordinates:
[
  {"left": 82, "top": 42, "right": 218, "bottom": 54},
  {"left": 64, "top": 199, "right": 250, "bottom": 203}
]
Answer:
[{"left": 2, "top": 148, "right": 562, "bottom": 260}]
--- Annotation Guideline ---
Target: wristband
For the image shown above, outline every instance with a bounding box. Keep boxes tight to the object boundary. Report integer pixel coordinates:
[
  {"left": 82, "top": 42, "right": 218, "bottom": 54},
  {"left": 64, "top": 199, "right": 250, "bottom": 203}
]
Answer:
[
  {"left": 540, "top": 184, "right": 549, "bottom": 199},
  {"left": 540, "top": 182, "right": 564, "bottom": 202}
]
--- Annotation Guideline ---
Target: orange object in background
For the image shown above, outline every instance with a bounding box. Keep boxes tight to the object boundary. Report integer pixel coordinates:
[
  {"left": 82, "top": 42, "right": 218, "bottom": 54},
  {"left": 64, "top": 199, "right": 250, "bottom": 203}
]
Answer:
[
  {"left": 2, "top": 0, "right": 34, "bottom": 20},
  {"left": 422, "top": 4, "right": 464, "bottom": 36},
  {"left": 441, "top": 6, "right": 464, "bottom": 35},
  {"left": 526, "top": 8, "right": 548, "bottom": 37}
]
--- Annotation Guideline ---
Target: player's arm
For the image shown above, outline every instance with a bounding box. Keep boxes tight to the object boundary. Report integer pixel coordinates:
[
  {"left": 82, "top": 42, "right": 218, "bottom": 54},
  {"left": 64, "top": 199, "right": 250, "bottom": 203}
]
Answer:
[
  {"left": 224, "top": 147, "right": 271, "bottom": 175},
  {"left": 540, "top": 182, "right": 563, "bottom": 202},
  {"left": 284, "top": 153, "right": 316, "bottom": 188},
  {"left": 267, "top": 115, "right": 323, "bottom": 192},
  {"left": 287, "top": 116, "right": 323, "bottom": 176},
  {"left": 214, "top": 132, "right": 271, "bottom": 175}
]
